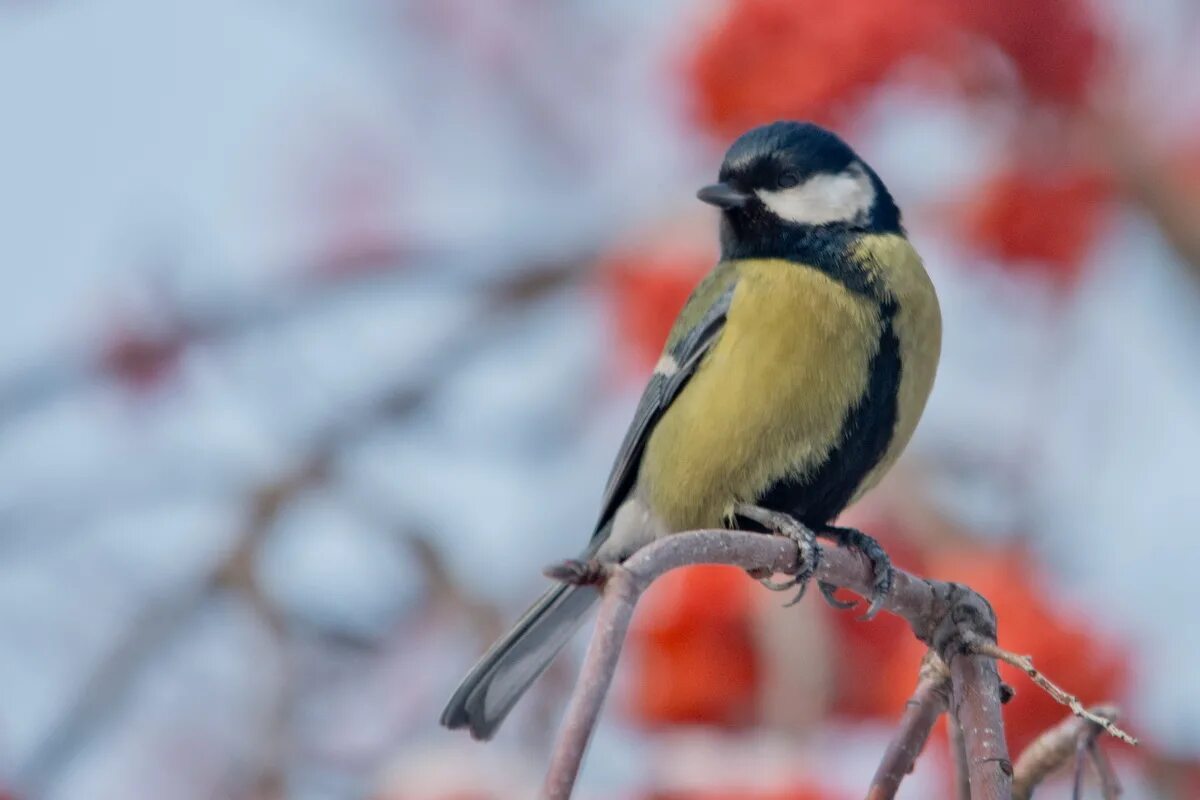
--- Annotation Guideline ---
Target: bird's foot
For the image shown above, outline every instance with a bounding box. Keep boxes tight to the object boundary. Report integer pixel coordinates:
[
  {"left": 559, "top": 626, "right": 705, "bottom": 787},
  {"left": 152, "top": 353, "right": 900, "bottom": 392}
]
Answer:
[
  {"left": 817, "top": 524, "right": 893, "bottom": 620},
  {"left": 734, "top": 504, "right": 819, "bottom": 607},
  {"left": 543, "top": 558, "right": 608, "bottom": 587}
]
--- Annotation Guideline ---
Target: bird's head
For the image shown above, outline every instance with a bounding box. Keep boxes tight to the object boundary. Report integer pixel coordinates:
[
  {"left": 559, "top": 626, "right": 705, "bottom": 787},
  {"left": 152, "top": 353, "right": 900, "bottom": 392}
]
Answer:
[{"left": 698, "top": 121, "right": 901, "bottom": 256}]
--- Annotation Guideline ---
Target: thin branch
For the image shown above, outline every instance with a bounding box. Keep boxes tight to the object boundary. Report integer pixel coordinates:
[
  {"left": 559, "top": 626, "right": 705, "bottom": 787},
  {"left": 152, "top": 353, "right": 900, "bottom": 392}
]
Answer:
[
  {"left": 541, "top": 527, "right": 1015, "bottom": 800},
  {"left": 11, "top": 579, "right": 211, "bottom": 795},
  {"left": 0, "top": 255, "right": 585, "bottom": 431},
  {"left": 218, "top": 538, "right": 294, "bottom": 800},
  {"left": 9, "top": 468, "right": 317, "bottom": 797},
  {"left": 0, "top": 255, "right": 584, "bottom": 556},
  {"left": 867, "top": 652, "right": 952, "bottom": 800},
  {"left": 1072, "top": 734, "right": 1090, "bottom": 800},
  {"left": 1090, "top": 738, "right": 1123, "bottom": 800},
  {"left": 1011, "top": 704, "right": 1121, "bottom": 800},
  {"left": 949, "top": 707, "right": 972, "bottom": 800},
  {"left": 969, "top": 640, "right": 1137, "bottom": 746}
]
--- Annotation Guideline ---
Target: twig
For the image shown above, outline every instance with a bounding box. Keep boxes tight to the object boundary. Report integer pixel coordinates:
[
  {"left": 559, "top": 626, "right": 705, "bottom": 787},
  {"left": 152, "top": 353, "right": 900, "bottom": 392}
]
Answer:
[
  {"left": 969, "top": 640, "right": 1137, "bottom": 746},
  {"left": 1072, "top": 735, "right": 1092, "bottom": 799},
  {"left": 218, "top": 537, "right": 293, "bottom": 800},
  {"left": 1011, "top": 704, "right": 1121, "bottom": 800},
  {"left": 1090, "top": 738, "right": 1123, "bottom": 800},
  {"left": 949, "top": 708, "right": 972, "bottom": 800},
  {"left": 541, "top": 527, "right": 1014, "bottom": 800},
  {"left": 867, "top": 652, "right": 952, "bottom": 800}
]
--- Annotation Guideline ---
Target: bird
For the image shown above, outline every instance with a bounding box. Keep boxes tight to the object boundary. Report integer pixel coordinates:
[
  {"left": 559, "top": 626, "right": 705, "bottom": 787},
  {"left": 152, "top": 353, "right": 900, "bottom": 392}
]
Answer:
[{"left": 441, "top": 120, "right": 942, "bottom": 741}]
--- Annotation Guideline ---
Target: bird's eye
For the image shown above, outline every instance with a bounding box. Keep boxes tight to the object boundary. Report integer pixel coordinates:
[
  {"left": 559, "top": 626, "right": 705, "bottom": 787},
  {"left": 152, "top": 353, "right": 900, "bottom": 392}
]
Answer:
[{"left": 777, "top": 172, "right": 801, "bottom": 189}]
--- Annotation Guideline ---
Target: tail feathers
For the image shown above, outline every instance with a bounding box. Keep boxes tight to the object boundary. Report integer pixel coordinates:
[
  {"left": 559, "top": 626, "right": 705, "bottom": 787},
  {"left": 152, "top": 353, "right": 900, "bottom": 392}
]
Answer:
[{"left": 441, "top": 583, "right": 598, "bottom": 740}]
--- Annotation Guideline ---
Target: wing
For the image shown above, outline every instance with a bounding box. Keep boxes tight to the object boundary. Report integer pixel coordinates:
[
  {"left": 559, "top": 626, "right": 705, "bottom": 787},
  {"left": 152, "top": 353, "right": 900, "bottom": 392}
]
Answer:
[{"left": 588, "top": 264, "right": 739, "bottom": 544}]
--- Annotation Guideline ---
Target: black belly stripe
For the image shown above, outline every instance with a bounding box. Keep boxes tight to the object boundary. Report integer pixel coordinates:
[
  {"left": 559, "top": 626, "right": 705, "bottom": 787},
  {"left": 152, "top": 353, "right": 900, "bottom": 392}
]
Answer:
[{"left": 754, "top": 298, "right": 902, "bottom": 526}]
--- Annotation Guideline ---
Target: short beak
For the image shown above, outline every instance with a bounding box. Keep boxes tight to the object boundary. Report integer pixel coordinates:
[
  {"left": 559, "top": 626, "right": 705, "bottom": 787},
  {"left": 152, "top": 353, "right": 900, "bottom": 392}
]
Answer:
[{"left": 697, "top": 182, "right": 751, "bottom": 209}]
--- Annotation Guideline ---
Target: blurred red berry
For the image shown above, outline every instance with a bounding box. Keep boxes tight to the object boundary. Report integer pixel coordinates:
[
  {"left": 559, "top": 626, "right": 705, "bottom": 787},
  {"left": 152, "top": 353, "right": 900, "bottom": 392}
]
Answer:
[
  {"left": 599, "top": 227, "right": 713, "bottom": 376},
  {"left": 379, "top": 793, "right": 493, "bottom": 800},
  {"left": 100, "top": 323, "right": 187, "bottom": 392},
  {"left": 952, "top": 0, "right": 1106, "bottom": 107},
  {"left": 685, "top": 0, "right": 1106, "bottom": 142},
  {"left": 627, "top": 565, "right": 760, "bottom": 728},
  {"left": 646, "top": 786, "right": 846, "bottom": 800},
  {"left": 958, "top": 165, "right": 1114, "bottom": 285},
  {"left": 819, "top": 528, "right": 1128, "bottom": 758},
  {"left": 1170, "top": 138, "right": 1200, "bottom": 189},
  {"left": 821, "top": 522, "right": 928, "bottom": 721},
  {"left": 688, "top": 0, "right": 951, "bottom": 139}
]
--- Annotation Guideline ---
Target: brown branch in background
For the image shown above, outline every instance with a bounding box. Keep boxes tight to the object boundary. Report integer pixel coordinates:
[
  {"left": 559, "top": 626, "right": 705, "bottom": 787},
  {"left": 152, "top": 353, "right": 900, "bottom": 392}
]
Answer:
[
  {"left": 11, "top": 578, "right": 212, "bottom": 797},
  {"left": 541, "top": 527, "right": 1015, "bottom": 800},
  {"left": 403, "top": 532, "right": 502, "bottom": 640},
  {"left": 1011, "top": 704, "right": 1122, "bottom": 800},
  {"left": 2, "top": 259, "right": 587, "bottom": 560},
  {"left": 867, "top": 652, "right": 952, "bottom": 800},
  {"left": 0, "top": 247, "right": 582, "bottom": 442},
  {"left": 12, "top": 260, "right": 584, "bottom": 798},
  {"left": 1101, "top": 121, "right": 1200, "bottom": 275},
  {"left": 216, "top": 534, "right": 293, "bottom": 800},
  {"left": 10, "top": 466, "right": 321, "bottom": 798}
]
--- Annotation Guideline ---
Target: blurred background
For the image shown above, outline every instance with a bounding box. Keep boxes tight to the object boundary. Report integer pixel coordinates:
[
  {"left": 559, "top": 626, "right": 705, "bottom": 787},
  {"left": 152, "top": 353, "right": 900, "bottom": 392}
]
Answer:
[{"left": 1, "top": 0, "right": 1199, "bottom": 798}]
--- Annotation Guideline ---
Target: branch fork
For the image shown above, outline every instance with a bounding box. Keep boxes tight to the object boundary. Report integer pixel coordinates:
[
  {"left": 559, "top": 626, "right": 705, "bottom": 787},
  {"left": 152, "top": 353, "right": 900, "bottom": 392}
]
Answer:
[
  {"left": 537, "top": 522, "right": 1134, "bottom": 800},
  {"left": 1011, "top": 705, "right": 1123, "bottom": 800}
]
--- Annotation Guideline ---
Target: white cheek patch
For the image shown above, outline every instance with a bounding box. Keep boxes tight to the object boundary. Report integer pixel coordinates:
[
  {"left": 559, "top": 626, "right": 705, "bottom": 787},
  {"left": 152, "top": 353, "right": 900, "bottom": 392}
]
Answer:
[{"left": 756, "top": 162, "right": 876, "bottom": 226}]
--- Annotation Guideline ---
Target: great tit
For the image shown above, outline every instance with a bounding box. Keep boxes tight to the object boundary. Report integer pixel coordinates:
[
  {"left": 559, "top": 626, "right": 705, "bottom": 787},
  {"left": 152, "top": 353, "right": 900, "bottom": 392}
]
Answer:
[{"left": 442, "top": 121, "right": 942, "bottom": 740}]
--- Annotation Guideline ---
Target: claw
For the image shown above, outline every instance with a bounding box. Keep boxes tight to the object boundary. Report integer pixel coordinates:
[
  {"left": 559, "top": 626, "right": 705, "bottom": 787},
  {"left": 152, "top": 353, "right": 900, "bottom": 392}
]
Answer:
[
  {"left": 758, "top": 576, "right": 799, "bottom": 592},
  {"left": 734, "top": 503, "right": 820, "bottom": 607},
  {"left": 862, "top": 596, "right": 886, "bottom": 621},
  {"left": 819, "top": 581, "right": 857, "bottom": 609},
  {"left": 783, "top": 580, "right": 810, "bottom": 607},
  {"left": 817, "top": 525, "right": 894, "bottom": 620}
]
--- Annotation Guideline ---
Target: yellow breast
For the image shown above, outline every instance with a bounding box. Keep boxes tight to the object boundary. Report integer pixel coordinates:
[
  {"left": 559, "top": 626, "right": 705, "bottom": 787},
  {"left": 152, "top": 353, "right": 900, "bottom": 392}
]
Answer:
[{"left": 639, "top": 259, "right": 884, "bottom": 531}]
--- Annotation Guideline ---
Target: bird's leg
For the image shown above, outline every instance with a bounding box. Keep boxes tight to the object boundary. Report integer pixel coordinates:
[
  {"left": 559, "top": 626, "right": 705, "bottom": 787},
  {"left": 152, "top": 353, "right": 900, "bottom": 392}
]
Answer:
[
  {"left": 816, "top": 524, "right": 893, "bottom": 619},
  {"left": 734, "top": 504, "right": 819, "bottom": 607}
]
